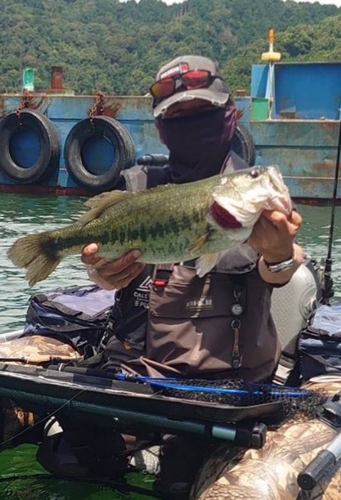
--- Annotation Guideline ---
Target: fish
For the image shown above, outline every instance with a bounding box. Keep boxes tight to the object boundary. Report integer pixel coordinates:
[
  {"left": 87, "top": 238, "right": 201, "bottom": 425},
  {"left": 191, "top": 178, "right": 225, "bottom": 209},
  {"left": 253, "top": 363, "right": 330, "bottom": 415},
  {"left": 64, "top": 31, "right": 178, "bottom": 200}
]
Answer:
[{"left": 7, "top": 165, "right": 292, "bottom": 287}]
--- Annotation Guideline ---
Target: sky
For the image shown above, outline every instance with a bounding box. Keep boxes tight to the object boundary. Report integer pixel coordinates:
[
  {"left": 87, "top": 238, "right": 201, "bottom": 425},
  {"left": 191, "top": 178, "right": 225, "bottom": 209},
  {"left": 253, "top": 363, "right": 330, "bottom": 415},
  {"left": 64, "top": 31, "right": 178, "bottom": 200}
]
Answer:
[{"left": 160, "top": 0, "right": 341, "bottom": 5}]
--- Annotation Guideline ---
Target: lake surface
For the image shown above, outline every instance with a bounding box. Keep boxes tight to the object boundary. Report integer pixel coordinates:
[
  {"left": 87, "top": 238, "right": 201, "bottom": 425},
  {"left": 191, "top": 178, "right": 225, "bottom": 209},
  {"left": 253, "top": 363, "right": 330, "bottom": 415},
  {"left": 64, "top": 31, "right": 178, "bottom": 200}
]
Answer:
[
  {"left": 0, "top": 192, "right": 157, "bottom": 500},
  {"left": 0, "top": 192, "right": 340, "bottom": 499}
]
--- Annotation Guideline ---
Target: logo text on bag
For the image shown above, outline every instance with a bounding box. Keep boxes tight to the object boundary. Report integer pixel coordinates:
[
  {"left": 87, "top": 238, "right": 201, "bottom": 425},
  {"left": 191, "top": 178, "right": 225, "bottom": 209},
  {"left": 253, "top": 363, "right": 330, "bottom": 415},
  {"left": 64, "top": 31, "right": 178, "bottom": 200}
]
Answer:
[{"left": 185, "top": 297, "right": 213, "bottom": 310}]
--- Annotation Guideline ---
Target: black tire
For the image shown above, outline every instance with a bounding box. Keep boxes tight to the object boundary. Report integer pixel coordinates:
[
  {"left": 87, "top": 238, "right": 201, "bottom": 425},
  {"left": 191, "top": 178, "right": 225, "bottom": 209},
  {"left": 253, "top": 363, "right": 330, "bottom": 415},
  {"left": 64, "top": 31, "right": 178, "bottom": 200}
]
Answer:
[
  {"left": 0, "top": 110, "right": 60, "bottom": 183},
  {"left": 232, "top": 124, "right": 256, "bottom": 166},
  {"left": 64, "top": 116, "right": 136, "bottom": 192}
]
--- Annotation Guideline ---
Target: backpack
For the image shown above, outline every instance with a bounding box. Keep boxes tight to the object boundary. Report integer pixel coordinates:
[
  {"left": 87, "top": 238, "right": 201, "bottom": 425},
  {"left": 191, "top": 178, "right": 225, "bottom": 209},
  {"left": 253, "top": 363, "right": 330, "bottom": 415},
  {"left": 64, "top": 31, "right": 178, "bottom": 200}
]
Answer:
[
  {"left": 299, "top": 302, "right": 341, "bottom": 382},
  {"left": 23, "top": 285, "right": 116, "bottom": 356}
]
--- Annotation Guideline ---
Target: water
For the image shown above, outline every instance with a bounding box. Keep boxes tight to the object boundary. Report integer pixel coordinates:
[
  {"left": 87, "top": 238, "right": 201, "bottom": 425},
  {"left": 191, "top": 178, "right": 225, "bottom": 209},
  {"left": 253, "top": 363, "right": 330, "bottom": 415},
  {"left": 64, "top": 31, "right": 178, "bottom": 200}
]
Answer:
[
  {"left": 0, "top": 192, "right": 341, "bottom": 499},
  {"left": 0, "top": 193, "right": 156, "bottom": 500},
  {"left": 0, "top": 445, "right": 155, "bottom": 499}
]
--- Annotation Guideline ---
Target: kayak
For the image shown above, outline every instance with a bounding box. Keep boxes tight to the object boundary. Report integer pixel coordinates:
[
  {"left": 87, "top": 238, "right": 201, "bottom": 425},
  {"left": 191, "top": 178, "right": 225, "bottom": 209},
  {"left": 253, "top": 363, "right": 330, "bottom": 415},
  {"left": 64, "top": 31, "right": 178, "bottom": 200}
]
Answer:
[
  {"left": 0, "top": 333, "right": 285, "bottom": 440},
  {"left": 1, "top": 262, "right": 341, "bottom": 498},
  {"left": 191, "top": 375, "right": 341, "bottom": 500}
]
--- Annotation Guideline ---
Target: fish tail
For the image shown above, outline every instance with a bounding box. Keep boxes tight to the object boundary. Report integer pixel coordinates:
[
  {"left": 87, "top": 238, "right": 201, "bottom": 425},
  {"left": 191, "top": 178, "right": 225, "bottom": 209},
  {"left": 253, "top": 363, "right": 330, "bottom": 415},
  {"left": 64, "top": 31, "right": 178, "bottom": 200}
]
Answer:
[{"left": 7, "top": 233, "right": 61, "bottom": 287}]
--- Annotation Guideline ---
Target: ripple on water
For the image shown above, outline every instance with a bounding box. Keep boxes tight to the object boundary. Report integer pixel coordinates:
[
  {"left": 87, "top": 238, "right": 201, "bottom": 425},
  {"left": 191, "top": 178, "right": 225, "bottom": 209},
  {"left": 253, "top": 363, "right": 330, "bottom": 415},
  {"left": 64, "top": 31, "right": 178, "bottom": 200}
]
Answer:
[
  {"left": 0, "top": 194, "right": 90, "bottom": 331},
  {"left": 0, "top": 192, "right": 164, "bottom": 499}
]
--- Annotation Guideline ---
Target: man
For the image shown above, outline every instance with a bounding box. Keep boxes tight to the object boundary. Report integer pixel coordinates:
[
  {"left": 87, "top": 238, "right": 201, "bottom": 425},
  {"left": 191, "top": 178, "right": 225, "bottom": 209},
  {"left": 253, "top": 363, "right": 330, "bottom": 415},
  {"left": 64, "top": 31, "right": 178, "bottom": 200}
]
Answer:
[
  {"left": 83, "top": 54, "right": 303, "bottom": 377},
  {"left": 78, "top": 55, "right": 303, "bottom": 498}
]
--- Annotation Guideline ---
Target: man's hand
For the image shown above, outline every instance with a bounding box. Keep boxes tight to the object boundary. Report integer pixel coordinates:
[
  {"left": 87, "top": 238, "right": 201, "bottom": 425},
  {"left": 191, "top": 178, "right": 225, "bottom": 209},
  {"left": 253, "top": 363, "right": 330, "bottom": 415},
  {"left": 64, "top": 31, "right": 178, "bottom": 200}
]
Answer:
[
  {"left": 248, "top": 210, "right": 302, "bottom": 263},
  {"left": 81, "top": 243, "right": 146, "bottom": 290},
  {"left": 248, "top": 210, "right": 304, "bottom": 284}
]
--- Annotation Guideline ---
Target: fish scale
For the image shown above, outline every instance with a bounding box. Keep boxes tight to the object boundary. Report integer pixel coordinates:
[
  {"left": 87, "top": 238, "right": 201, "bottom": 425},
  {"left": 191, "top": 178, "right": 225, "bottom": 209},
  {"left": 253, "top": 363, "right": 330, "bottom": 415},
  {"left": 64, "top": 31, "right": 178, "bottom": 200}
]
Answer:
[{"left": 79, "top": 183, "right": 215, "bottom": 262}]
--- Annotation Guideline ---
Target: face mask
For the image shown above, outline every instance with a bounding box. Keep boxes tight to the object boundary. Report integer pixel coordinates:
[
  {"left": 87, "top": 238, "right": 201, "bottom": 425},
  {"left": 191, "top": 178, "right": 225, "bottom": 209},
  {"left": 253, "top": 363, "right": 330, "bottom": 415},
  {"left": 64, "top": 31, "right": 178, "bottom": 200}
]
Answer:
[{"left": 157, "top": 105, "right": 236, "bottom": 184}]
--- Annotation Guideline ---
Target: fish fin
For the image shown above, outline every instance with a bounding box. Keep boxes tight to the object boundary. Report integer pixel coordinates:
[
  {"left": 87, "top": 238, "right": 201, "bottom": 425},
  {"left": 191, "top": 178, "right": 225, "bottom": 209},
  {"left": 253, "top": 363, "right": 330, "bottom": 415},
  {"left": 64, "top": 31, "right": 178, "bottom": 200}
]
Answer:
[
  {"left": 195, "top": 253, "right": 220, "bottom": 277},
  {"left": 79, "top": 191, "right": 134, "bottom": 225},
  {"left": 7, "top": 234, "right": 60, "bottom": 287},
  {"left": 188, "top": 233, "right": 210, "bottom": 255}
]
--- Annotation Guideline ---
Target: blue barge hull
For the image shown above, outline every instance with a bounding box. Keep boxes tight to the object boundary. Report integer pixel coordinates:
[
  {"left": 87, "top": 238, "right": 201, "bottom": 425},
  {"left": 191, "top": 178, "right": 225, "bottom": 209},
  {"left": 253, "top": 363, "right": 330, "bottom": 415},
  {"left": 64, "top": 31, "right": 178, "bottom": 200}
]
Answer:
[
  {"left": 0, "top": 61, "right": 340, "bottom": 204},
  {"left": 0, "top": 94, "right": 165, "bottom": 196},
  {"left": 235, "top": 60, "right": 341, "bottom": 204},
  {"left": 245, "top": 119, "right": 340, "bottom": 203}
]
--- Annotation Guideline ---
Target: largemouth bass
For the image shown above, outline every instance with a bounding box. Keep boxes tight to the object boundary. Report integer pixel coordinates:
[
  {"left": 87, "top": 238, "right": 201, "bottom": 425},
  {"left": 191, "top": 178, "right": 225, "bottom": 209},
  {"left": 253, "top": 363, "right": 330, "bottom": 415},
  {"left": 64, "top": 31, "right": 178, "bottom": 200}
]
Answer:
[{"left": 7, "top": 166, "right": 291, "bottom": 286}]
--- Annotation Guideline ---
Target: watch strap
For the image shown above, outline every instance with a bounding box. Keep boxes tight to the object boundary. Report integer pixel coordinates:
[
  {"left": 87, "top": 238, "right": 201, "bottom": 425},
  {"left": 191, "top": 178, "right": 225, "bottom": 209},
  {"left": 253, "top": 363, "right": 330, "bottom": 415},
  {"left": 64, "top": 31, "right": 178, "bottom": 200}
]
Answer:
[{"left": 263, "top": 256, "right": 294, "bottom": 273}]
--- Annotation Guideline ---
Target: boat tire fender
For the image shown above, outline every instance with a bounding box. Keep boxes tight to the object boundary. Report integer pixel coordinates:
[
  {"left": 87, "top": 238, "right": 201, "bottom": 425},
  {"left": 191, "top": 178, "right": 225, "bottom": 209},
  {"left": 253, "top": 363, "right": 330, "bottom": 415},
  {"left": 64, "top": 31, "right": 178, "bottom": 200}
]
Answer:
[
  {"left": 64, "top": 116, "right": 136, "bottom": 192},
  {"left": 232, "top": 124, "right": 256, "bottom": 166},
  {"left": 0, "top": 109, "right": 60, "bottom": 183}
]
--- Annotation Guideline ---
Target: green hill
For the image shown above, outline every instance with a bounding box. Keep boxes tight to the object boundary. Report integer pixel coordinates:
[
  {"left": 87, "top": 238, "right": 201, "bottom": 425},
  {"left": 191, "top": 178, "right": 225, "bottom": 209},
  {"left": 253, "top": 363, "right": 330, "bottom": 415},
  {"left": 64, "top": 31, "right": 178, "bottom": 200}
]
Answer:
[{"left": 0, "top": 0, "right": 339, "bottom": 94}]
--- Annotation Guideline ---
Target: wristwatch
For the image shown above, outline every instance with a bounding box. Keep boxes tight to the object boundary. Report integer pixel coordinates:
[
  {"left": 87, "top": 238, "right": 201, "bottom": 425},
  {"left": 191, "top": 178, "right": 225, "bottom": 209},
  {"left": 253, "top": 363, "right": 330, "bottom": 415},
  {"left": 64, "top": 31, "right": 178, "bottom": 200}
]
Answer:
[{"left": 263, "top": 256, "right": 294, "bottom": 273}]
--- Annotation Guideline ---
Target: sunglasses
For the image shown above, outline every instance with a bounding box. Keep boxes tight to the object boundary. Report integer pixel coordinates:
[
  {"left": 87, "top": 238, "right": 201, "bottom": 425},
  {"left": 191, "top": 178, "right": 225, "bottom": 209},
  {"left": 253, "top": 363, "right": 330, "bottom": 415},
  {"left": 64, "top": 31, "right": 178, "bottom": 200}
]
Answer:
[{"left": 150, "top": 69, "right": 219, "bottom": 101}]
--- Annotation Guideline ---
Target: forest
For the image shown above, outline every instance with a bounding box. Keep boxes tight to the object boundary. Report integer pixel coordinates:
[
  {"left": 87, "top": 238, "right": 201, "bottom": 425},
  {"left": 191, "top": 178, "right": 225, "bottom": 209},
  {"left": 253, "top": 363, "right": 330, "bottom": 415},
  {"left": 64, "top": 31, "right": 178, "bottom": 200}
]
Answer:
[{"left": 0, "top": 0, "right": 340, "bottom": 95}]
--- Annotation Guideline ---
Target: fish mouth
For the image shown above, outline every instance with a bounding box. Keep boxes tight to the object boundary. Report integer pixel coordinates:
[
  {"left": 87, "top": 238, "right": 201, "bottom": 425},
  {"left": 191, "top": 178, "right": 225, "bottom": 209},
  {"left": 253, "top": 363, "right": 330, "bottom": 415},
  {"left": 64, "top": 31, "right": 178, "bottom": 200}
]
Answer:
[
  {"left": 267, "top": 166, "right": 292, "bottom": 214},
  {"left": 210, "top": 201, "right": 243, "bottom": 229}
]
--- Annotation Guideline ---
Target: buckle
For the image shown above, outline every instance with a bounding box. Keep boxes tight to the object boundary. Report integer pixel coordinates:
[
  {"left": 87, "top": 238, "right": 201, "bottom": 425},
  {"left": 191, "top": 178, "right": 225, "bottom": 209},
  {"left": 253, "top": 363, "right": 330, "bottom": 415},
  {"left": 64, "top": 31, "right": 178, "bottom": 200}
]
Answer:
[
  {"left": 152, "top": 264, "right": 174, "bottom": 292},
  {"left": 316, "top": 391, "right": 341, "bottom": 429}
]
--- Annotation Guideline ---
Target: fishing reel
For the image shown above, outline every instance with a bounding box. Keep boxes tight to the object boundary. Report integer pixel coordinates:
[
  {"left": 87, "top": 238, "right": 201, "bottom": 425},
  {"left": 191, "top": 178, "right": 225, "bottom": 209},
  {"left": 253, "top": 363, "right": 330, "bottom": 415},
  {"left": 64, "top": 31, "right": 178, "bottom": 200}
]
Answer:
[{"left": 317, "top": 258, "right": 334, "bottom": 304}]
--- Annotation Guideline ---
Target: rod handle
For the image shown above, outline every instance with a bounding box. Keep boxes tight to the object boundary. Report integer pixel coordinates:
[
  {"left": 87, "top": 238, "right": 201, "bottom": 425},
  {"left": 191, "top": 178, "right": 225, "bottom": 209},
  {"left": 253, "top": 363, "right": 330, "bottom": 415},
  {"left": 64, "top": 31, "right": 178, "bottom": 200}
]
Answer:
[
  {"left": 136, "top": 154, "right": 169, "bottom": 166},
  {"left": 297, "top": 449, "right": 336, "bottom": 491}
]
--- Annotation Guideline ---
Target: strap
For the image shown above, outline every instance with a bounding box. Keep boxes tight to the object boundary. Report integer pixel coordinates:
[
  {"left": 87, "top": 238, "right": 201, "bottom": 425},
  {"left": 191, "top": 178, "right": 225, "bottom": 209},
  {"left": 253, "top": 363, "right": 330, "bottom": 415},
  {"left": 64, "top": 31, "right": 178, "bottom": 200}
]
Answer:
[
  {"left": 121, "top": 165, "right": 148, "bottom": 191},
  {"left": 303, "top": 351, "right": 341, "bottom": 372},
  {"left": 223, "top": 151, "right": 250, "bottom": 173},
  {"left": 274, "top": 353, "right": 300, "bottom": 386}
]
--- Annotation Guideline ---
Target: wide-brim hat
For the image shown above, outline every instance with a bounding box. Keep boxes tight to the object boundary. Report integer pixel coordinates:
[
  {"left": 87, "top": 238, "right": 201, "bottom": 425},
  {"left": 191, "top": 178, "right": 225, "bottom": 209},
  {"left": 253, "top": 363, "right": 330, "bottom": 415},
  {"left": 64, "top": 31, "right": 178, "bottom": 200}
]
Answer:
[{"left": 152, "top": 55, "right": 230, "bottom": 118}]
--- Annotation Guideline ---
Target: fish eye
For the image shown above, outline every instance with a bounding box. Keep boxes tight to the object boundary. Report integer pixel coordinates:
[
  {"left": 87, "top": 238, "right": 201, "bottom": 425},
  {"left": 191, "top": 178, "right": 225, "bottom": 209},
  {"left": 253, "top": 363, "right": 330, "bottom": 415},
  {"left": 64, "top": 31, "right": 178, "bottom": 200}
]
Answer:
[{"left": 249, "top": 169, "right": 260, "bottom": 179}]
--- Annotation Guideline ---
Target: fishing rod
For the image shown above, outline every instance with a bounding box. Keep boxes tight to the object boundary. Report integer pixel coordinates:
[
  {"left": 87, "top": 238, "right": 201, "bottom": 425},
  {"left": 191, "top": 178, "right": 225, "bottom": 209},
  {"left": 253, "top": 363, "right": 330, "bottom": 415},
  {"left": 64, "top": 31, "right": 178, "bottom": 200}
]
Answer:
[
  {"left": 115, "top": 373, "right": 310, "bottom": 398},
  {"left": 320, "top": 116, "right": 341, "bottom": 304},
  {"left": 50, "top": 364, "right": 312, "bottom": 400},
  {"left": 46, "top": 364, "right": 325, "bottom": 420}
]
